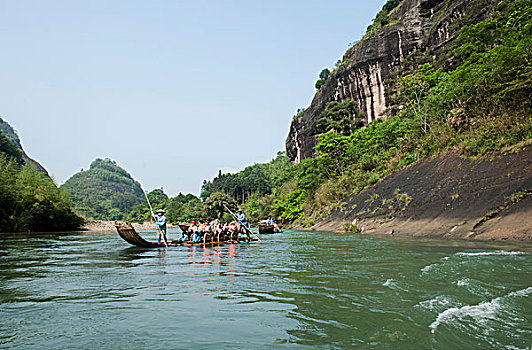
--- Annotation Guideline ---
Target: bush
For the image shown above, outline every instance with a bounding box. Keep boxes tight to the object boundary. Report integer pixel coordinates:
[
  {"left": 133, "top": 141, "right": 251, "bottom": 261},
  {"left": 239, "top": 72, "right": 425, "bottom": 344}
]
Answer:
[{"left": 0, "top": 155, "right": 83, "bottom": 232}]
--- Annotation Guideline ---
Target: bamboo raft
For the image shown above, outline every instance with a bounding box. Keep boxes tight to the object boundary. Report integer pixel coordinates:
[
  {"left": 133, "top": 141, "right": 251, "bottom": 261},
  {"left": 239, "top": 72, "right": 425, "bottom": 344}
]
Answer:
[
  {"left": 116, "top": 222, "right": 258, "bottom": 248},
  {"left": 258, "top": 222, "right": 282, "bottom": 234}
]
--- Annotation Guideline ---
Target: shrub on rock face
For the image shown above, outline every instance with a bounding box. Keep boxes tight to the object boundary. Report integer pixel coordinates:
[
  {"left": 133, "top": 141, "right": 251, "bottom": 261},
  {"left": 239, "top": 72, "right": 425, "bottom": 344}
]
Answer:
[
  {"left": 315, "top": 68, "right": 331, "bottom": 91},
  {"left": 316, "top": 99, "right": 365, "bottom": 135}
]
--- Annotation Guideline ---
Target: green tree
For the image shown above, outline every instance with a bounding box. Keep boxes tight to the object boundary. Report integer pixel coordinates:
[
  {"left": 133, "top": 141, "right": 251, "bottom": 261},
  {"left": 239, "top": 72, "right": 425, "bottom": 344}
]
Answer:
[
  {"left": 0, "top": 154, "right": 19, "bottom": 230},
  {"left": 316, "top": 99, "right": 365, "bottom": 135},
  {"left": 274, "top": 190, "right": 305, "bottom": 221},
  {"left": 148, "top": 188, "right": 169, "bottom": 209},
  {"left": 0, "top": 131, "right": 23, "bottom": 165},
  {"left": 315, "top": 68, "right": 331, "bottom": 90},
  {"left": 1, "top": 161, "right": 83, "bottom": 232},
  {"left": 204, "top": 192, "right": 237, "bottom": 220},
  {"left": 166, "top": 193, "right": 205, "bottom": 223}
]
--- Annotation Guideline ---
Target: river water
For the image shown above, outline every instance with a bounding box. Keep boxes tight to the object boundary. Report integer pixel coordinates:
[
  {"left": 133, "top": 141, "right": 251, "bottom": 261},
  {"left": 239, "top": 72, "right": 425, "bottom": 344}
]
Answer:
[{"left": 1, "top": 228, "right": 531, "bottom": 349}]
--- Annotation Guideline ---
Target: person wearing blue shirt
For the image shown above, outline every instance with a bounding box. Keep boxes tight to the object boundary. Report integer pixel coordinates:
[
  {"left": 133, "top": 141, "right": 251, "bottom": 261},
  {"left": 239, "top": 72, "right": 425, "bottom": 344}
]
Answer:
[
  {"left": 155, "top": 209, "right": 167, "bottom": 245},
  {"left": 235, "top": 209, "right": 248, "bottom": 227},
  {"left": 235, "top": 209, "right": 251, "bottom": 241}
]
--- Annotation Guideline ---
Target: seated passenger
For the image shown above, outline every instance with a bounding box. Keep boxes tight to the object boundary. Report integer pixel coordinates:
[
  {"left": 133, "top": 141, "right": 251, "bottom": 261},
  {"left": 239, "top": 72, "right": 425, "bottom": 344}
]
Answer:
[
  {"left": 203, "top": 221, "right": 212, "bottom": 241},
  {"left": 271, "top": 217, "right": 280, "bottom": 230},
  {"left": 192, "top": 222, "right": 204, "bottom": 243},
  {"left": 227, "top": 222, "right": 238, "bottom": 240},
  {"left": 185, "top": 221, "right": 198, "bottom": 242}
]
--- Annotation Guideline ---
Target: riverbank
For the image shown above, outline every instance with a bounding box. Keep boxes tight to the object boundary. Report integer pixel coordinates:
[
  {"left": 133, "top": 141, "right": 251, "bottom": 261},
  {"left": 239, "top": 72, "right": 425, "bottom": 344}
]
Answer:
[
  {"left": 304, "top": 146, "right": 532, "bottom": 242},
  {"left": 81, "top": 219, "right": 176, "bottom": 232}
]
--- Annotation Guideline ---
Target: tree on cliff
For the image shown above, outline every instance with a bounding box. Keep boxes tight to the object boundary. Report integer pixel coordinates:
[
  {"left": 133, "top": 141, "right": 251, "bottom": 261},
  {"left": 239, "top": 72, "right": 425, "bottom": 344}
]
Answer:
[
  {"left": 316, "top": 99, "right": 365, "bottom": 135},
  {"left": 315, "top": 68, "right": 331, "bottom": 91}
]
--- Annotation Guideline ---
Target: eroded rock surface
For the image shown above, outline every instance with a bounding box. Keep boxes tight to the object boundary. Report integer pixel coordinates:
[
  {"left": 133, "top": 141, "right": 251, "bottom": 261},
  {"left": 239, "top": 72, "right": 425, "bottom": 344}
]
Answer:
[
  {"left": 308, "top": 146, "right": 532, "bottom": 242},
  {"left": 286, "top": 0, "right": 496, "bottom": 162}
]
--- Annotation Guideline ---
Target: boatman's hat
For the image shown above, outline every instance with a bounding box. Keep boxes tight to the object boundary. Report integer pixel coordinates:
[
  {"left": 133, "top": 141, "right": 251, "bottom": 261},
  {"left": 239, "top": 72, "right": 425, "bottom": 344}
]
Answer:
[
  {"left": 237, "top": 209, "right": 242, "bottom": 212},
  {"left": 156, "top": 209, "right": 165, "bottom": 214}
]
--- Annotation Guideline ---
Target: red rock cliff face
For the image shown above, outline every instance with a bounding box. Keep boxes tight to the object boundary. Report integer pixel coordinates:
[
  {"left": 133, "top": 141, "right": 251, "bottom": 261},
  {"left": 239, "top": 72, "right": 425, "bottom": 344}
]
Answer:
[{"left": 286, "top": 0, "right": 495, "bottom": 163}]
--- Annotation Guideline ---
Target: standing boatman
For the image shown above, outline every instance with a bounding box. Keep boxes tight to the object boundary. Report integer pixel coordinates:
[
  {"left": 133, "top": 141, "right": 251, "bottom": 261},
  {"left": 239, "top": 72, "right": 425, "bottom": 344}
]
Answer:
[
  {"left": 155, "top": 209, "right": 167, "bottom": 245},
  {"left": 235, "top": 209, "right": 251, "bottom": 240}
]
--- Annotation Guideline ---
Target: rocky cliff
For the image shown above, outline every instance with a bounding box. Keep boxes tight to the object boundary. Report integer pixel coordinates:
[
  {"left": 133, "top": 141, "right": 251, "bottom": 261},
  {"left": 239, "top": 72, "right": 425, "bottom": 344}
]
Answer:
[{"left": 286, "top": 0, "right": 497, "bottom": 163}]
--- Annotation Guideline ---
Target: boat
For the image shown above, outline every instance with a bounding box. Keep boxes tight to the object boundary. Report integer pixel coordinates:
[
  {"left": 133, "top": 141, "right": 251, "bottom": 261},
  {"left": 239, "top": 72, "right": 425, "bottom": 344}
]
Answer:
[
  {"left": 177, "top": 222, "right": 191, "bottom": 233},
  {"left": 258, "top": 222, "right": 282, "bottom": 234},
  {"left": 116, "top": 222, "right": 258, "bottom": 248}
]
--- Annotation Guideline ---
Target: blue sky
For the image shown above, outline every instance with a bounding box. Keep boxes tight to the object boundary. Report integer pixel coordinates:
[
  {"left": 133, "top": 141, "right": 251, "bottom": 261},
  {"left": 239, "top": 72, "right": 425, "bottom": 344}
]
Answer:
[{"left": 1, "top": 0, "right": 387, "bottom": 195}]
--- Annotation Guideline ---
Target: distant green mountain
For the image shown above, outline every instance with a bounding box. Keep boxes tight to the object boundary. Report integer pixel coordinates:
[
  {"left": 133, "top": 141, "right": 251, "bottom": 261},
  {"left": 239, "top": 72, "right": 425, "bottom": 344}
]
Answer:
[{"left": 61, "top": 158, "right": 144, "bottom": 220}]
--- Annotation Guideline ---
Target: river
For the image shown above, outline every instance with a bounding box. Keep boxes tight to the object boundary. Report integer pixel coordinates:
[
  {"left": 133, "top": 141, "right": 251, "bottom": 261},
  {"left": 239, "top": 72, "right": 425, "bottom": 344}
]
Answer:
[{"left": 1, "top": 228, "right": 531, "bottom": 349}]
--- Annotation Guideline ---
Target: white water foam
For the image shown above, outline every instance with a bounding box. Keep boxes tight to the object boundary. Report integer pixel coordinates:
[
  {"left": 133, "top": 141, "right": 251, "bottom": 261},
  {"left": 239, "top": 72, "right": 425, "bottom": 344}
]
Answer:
[
  {"left": 456, "top": 251, "right": 526, "bottom": 257},
  {"left": 417, "top": 295, "right": 453, "bottom": 312},
  {"left": 382, "top": 279, "right": 394, "bottom": 287},
  {"left": 429, "top": 287, "right": 532, "bottom": 334},
  {"left": 507, "top": 286, "right": 532, "bottom": 298},
  {"left": 422, "top": 251, "right": 527, "bottom": 276},
  {"left": 456, "top": 278, "right": 469, "bottom": 287},
  {"left": 421, "top": 262, "right": 438, "bottom": 273},
  {"left": 382, "top": 278, "right": 408, "bottom": 291},
  {"left": 420, "top": 255, "right": 453, "bottom": 274}
]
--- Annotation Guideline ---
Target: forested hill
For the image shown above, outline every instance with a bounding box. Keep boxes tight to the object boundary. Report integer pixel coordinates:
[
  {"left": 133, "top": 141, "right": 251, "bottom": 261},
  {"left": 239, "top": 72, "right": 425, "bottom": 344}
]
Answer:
[
  {"left": 61, "top": 159, "right": 144, "bottom": 220},
  {"left": 0, "top": 118, "right": 82, "bottom": 232},
  {"left": 0, "top": 117, "right": 49, "bottom": 175}
]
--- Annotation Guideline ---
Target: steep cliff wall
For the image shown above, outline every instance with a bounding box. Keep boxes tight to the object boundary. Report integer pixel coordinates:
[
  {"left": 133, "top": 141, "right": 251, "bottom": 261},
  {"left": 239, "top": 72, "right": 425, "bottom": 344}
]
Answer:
[{"left": 286, "top": 0, "right": 496, "bottom": 163}]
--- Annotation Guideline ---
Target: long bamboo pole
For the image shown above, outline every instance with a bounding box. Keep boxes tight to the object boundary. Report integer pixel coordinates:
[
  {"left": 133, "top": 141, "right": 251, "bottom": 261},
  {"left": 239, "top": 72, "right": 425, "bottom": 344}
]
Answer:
[
  {"left": 223, "top": 205, "right": 261, "bottom": 242},
  {"left": 139, "top": 181, "right": 168, "bottom": 247}
]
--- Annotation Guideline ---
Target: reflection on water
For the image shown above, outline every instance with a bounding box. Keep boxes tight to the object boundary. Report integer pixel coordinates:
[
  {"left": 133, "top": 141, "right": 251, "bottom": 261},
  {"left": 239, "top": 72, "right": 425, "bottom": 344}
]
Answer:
[{"left": 0, "top": 229, "right": 531, "bottom": 349}]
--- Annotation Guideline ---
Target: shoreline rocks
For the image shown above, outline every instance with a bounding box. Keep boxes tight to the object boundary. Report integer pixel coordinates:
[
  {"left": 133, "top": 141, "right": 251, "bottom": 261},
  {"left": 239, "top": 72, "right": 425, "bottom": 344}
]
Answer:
[{"left": 301, "top": 146, "right": 532, "bottom": 243}]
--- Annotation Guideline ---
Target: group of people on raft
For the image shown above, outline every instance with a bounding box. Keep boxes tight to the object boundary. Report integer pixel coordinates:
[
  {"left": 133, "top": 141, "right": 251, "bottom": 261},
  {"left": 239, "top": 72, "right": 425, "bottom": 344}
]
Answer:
[
  {"left": 154, "top": 208, "right": 253, "bottom": 244},
  {"left": 179, "top": 216, "right": 251, "bottom": 243},
  {"left": 264, "top": 216, "right": 280, "bottom": 230}
]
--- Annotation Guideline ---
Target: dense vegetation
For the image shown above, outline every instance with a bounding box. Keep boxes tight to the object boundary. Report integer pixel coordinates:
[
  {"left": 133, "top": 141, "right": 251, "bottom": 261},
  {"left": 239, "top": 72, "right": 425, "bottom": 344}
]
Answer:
[
  {"left": 200, "top": 153, "right": 294, "bottom": 223},
  {"left": 124, "top": 154, "right": 293, "bottom": 225},
  {"left": 195, "top": 0, "right": 531, "bottom": 227},
  {"left": 0, "top": 119, "right": 82, "bottom": 232},
  {"left": 61, "top": 158, "right": 145, "bottom": 220},
  {"left": 126, "top": 189, "right": 237, "bottom": 225},
  {"left": 200, "top": 152, "right": 291, "bottom": 204},
  {"left": 0, "top": 129, "right": 23, "bottom": 166}
]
